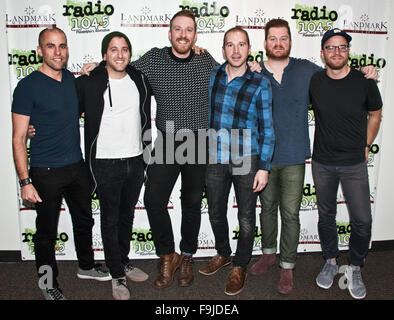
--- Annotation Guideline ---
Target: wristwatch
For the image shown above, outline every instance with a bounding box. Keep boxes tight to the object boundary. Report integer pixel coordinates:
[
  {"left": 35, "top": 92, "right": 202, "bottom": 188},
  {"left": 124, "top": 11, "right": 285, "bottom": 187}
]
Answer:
[
  {"left": 19, "top": 177, "right": 32, "bottom": 187},
  {"left": 366, "top": 144, "right": 372, "bottom": 149}
]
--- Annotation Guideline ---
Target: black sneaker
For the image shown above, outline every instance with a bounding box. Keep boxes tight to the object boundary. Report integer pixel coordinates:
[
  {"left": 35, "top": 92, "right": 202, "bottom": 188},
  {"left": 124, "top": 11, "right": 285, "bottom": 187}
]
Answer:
[{"left": 42, "top": 287, "right": 66, "bottom": 300}]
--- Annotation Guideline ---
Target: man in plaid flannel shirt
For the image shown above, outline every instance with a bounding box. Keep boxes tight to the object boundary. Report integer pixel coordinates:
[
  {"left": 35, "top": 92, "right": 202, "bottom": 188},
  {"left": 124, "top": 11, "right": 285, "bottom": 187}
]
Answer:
[{"left": 199, "top": 27, "right": 275, "bottom": 296}]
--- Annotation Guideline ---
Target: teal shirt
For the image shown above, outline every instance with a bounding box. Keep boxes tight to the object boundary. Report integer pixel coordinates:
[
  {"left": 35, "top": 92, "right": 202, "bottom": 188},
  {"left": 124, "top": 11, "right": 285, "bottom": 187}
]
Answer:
[
  {"left": 261, "top": 58, "right": 321, "bottom": 166},
  {"left": 11, "top": 69, "right": 82, "bottom": 167}
]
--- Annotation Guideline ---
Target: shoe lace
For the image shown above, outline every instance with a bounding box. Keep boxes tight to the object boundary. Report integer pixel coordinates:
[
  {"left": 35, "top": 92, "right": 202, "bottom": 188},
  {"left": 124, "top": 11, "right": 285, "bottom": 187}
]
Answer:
[
  {"left": 183, "top": 255, "right": 194, "bottom": 264},
  {"left": 116, "top": 278, "right": 127, "bottom": 287},
  {"left": 93, "top": 263, "right": 106, "bottom": 274},
  {"left": 180, "top": 255, "right": 193, "bottom": 271},
  {"left": 322, "top": 261, "right": 335, "bottom": 275},
  {"left": 229, "top": 267, "right": 243, "bottom": 282},
  {"left": 352, "top": 269, "right": 363, "bottom": 285},
  {"left": 125, "top": 264, "right": 135, "bottom": 273},
  {"left": 159, "top": 258, "right": 167, "bottom": 276},
  {"left": 210, "top": 255, "right": 222, "bottom": 267},
  {"left": 47, "top": 288, "right": 64, "bottom": 300}
]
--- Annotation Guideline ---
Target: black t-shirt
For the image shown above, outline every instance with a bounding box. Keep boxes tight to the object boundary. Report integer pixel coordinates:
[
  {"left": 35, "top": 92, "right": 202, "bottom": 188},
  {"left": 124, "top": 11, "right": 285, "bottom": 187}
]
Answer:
[{"left": 309, "top": 68, "right": 382, "bottom": 166}]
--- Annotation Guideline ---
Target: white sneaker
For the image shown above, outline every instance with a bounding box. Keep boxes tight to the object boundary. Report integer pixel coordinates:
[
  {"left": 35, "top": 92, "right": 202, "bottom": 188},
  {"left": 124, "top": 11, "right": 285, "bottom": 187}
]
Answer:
[
  {"left": 112, "top": 277, "right": 131, "bottom": 300},
  {"left": 124, "top": 263, "right": 149, "bottom": 282},
  {"left": 316, "top": 259, "right": 338, "bottom": 289},
  {"left": 345, "top": 265, "right": 366, "bottom": 299}
]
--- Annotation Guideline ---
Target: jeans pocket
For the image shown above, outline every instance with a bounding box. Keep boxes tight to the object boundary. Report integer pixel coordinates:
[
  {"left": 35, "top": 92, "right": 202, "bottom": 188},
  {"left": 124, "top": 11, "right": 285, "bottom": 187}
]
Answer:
[{"left": 30, "top": 167, "right": 53, "bottom": 179}]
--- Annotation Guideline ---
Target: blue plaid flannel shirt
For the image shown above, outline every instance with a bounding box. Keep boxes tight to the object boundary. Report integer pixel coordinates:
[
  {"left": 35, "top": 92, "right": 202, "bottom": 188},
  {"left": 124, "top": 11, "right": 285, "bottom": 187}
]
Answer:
[{"left": 208, "top": 63, "right": 275, "bottom": 171}]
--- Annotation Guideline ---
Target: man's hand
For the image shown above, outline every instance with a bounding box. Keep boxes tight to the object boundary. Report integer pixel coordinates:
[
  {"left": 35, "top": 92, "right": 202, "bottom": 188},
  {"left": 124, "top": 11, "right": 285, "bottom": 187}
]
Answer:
[
  {"left": 248, "top": 61, "right": 262, "bottom": 73},
  {"left": 28, "top": 125, "right": 35, "bottom": 138},
  {"left": 21, "top": 184, "right": 42, "bottom": 203},
  {"left": 81, "top": 62, "right": 99, "bottom": 76},
  {"left": 253, "top": 169, "right": 268, "bottom": 193},
  {"left": 361, "top": 65, "right": 379, "bottom": 80},
  {"left": 193, "top": 45, "right": 206, "bottom": 55},
  {"left": 365, "top": 147, "right": 370, "bottom": 163}
]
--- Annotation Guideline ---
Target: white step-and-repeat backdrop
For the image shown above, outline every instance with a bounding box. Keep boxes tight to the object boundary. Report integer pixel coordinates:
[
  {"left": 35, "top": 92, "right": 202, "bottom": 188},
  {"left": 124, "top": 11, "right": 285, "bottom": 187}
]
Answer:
[{"left": 5, "top": 0, "right": 389, "bottom": 260}]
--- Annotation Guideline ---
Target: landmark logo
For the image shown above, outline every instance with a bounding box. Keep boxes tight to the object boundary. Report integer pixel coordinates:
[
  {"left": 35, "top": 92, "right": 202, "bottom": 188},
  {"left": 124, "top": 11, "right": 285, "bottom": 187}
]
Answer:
[{"left": 6, "top": 5, "right": 56, "bottom": 29}]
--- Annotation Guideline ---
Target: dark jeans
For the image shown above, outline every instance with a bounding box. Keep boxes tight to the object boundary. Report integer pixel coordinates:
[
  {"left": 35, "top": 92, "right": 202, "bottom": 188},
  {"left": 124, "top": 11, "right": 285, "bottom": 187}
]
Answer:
[
  {"left": 312, "top": 160, "right": 372, "bottom": 266},
  {"left": 95, "top": 155, "right": 144, "bottom": 278},
  {"left": 206, "top": 156, "right": 259, "bottom": 269},
  {"left": 144, "top": 133, "right": 206, "bottom": 256},
  {"left": 30, "top": 161, "right": 94, "bottom": 288}
]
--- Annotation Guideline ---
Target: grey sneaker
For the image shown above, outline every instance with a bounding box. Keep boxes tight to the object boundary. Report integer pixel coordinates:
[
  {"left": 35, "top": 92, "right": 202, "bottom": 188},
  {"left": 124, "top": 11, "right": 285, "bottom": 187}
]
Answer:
[
  {"left": 125, "top": 263, "right": 149, "bottom": 282},
  {"left": 112, "top": 277, "right": 131, "bottom": 300},
  {"left": 345, "top": 265, "right": 366, "bottom": 299},
  {"left": 42, "top": 287, "right": 66, "bottom": 300},
  {"left": 316, "top": 259, "right": 338, "bottom": 289},
  {"left": 77, "top": 263, "right": 111, "bottom": 281}
]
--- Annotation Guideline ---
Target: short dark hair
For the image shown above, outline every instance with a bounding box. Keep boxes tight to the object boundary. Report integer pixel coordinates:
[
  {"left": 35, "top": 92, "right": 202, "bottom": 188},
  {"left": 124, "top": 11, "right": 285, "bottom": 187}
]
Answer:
[
  {"left": 170, "top": 9, "right": 197, "bottom": 31},
  {"left": 223, "top": 26, "right": 250, "bottom": 47},
  {"left": 38, "top": 27, "right": 67, "bottom": 47},
  {"left": 264, "top": 19, "right": 291, "bottom": 40},
  {"left": 101, "top": 31, "right": 132, "bottom": 58}
]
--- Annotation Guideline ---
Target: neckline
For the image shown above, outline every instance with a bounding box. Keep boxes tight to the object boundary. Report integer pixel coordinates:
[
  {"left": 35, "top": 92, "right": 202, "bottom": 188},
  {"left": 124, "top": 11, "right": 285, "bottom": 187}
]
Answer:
[
  {"left": 167, "top": 47, "right": 194, "bottom": 63},
  {"left": 37, "top": 68, "right": 65, "bottom": 83}
]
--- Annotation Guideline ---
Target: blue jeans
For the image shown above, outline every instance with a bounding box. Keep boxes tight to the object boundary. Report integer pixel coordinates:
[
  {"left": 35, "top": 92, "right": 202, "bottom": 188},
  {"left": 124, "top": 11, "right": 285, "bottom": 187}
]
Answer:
[
  {"left": 95, "top": 155, "right": 144, "bottom": 278},
  {"left": 312, "top": 160, "right": 372, "bottom": 266},
  {"left": 206, "top": 156, "right": 259, "bottom": 269},
  {"left": 30, "top": 160, "right": 94, "bottom": 288}
]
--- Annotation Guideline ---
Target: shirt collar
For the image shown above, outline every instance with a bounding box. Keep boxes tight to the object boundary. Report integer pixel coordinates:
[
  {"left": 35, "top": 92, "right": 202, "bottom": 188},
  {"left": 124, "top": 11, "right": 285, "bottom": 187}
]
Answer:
[
  {"left": 221, "top": 61, "right": 253, "bottom": 80},
  {"left": 168, "top": 47, "right": 195, "bottom": 63}
]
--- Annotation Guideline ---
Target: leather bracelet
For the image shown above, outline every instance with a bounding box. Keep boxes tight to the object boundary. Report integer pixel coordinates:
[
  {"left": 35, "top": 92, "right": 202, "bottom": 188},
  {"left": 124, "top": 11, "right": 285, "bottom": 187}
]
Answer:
[{"left": 19, "top": 177, "right": 32, "bottom": 187}]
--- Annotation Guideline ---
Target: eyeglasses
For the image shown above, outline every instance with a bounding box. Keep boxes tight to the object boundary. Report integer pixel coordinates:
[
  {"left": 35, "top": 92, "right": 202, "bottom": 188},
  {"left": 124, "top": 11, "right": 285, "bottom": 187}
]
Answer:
[{"left": 324, "top": 45, "right": 350, "bottom": 52}]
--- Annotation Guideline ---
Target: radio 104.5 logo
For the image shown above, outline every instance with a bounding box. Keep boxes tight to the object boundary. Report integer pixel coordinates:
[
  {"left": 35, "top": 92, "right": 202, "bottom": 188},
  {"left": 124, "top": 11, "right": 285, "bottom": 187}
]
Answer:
[
  {"left": 179, "top": 1, "right": 229, "bottom": 33},
  {"left": 63, "top": 0, "right": 113, "bottom": 33}
]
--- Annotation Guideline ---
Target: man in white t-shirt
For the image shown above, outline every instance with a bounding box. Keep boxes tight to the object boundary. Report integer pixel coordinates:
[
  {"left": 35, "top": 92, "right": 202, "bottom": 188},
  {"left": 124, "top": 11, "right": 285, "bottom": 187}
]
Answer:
[{"left": 75, "top": 32, "right": 152, "bottom": 300}]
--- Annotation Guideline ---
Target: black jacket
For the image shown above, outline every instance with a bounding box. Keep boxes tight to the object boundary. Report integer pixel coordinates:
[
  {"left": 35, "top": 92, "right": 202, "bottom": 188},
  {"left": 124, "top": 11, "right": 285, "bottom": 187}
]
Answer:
[{"left": 76, "top": 61, "right": 152, "bottom": 194}]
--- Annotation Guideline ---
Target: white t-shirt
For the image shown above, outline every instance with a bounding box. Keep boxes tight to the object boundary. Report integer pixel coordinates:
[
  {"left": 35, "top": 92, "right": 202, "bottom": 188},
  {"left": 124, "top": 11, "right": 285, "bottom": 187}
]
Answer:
[{"left": 96, "top": 75, "right": 142, "bottom": 158}]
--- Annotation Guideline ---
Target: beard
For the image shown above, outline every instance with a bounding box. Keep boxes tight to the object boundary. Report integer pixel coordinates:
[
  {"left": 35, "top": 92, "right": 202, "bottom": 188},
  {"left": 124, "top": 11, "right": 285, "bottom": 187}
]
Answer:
[
  {"left": 265, "top": 45, "right": 291, "bottom": 60},
  {"left": 324, "top": 54, "right": 348, "bottom": 70},
  {"left": 171, "top": 37, "right": 193, "bottom": 55}
]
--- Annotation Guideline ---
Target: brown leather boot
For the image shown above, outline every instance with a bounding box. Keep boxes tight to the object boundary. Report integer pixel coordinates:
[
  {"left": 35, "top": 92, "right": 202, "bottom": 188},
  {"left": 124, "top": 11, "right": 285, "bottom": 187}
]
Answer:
[
  {"left": 154, "top": 252, "right": 182, "bottom": 289},
  {"left": 178, "top": 254, "right": 194, "bottom": 287},
  {"left": 199, "top": 254, "right": 231, "bottom": 275},
  {"left": 224, "top": 266, "right": 247, "bottom": 296}
]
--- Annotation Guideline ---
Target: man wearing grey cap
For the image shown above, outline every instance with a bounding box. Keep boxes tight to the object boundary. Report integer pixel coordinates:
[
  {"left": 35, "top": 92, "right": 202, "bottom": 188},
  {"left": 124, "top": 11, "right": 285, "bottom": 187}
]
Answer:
[
  {"left": 76, "top": 31, "right": 152, "bottom": 300},
  {"left": 310, "top": 28, "right": 382, "bottom": 299}
]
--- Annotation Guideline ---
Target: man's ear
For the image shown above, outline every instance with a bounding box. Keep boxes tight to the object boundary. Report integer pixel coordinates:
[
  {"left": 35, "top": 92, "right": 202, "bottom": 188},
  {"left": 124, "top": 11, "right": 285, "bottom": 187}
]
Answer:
[
  {"left": 168, "top": 29, "right": 172, "bottom": 43},
  {"left": 37, "top": 45, "right": 42, "bottom": 58}
]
